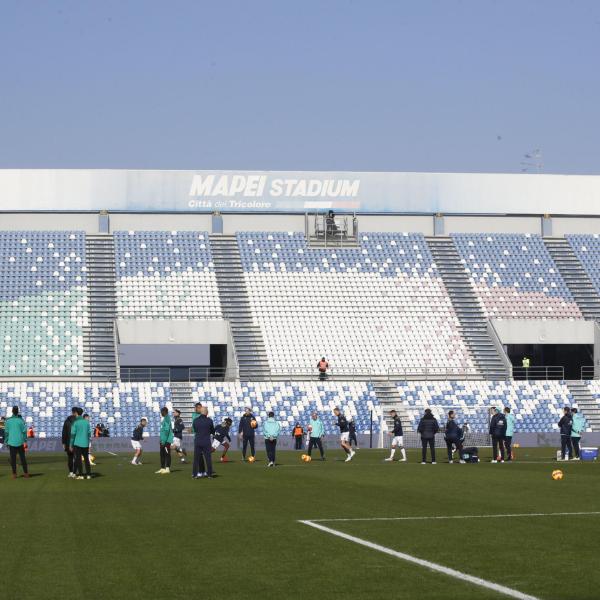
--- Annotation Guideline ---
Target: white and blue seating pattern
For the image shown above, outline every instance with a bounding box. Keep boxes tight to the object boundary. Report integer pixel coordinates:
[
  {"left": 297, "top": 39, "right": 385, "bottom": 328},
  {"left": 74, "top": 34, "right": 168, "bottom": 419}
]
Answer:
[
  {"left": 0, "top": 232, "right": 88, "bottom": 376},
  {"left": 0, "top": 382, "right": 169, "bottom": 437},
  {"left": 396, "top": 380, "right": 582, "bottom": 433},
  {"left": 190, "top": 381, "right": 380, "bottom": 434},
  {"left": 0, "top": 381, "right": 379, "bottom": 438},
  {"left": 238, "top": 232, "right": 474, "bottom": 373},
  {"left": 114, "top": 231, "right": 222, "bottom": 319},
  {"left": 566, "top": 235, "right": 600, "bottom": 296},
  {"left": 452, "top": 234, "right": 581, "bottom": 319},
  {"left": 584, "top": 381, "right": 600, "bottom": 409}
]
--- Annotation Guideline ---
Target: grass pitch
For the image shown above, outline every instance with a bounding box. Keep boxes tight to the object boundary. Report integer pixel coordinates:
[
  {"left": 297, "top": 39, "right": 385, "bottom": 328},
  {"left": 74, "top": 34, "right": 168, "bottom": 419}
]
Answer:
[{"left": 1, "top": 447, "right": 598, "bottom": 600}]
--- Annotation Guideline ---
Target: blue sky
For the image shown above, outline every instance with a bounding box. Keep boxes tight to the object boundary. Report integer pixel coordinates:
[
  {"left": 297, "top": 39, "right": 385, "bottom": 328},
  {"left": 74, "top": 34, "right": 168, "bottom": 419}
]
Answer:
[{"left": 0, "top": 0, "right": 599, "bottom": 173}]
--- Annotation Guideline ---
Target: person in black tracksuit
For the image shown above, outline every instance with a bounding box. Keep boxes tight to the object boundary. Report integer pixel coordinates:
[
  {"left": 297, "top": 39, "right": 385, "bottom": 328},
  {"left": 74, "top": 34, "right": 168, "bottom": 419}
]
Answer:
[
  {"left": 489, "top": 409, "right": 507, "bottom": 462},
  {"left": 193, "top": 407, "right": 216, "bottom": 478},
  {"left": 172, "top": 409, "right": 187, "bottom": 463},
  {"left": 238, "top": 408, "right": 257, "bottom": 460},
  {"left": 444, "top": 410, "right": 465, "bottom": 463},
  {"left": 558, "top": 406, "right": 573, "bottom": 461},
  {"left": 348, "top": 418, "right": 359, "bottom": 449},
  {"left": 333, "top": 407, "right": 355, "bottom": 461},
  {"left": 61, "top": 407, "right": 79, "bottom": 477},
  {"left": 417, "top": 409, "right": 440, "bottom": 464},
  {"left": 212, "top": 418, "right": 233, "bottom": 462}
]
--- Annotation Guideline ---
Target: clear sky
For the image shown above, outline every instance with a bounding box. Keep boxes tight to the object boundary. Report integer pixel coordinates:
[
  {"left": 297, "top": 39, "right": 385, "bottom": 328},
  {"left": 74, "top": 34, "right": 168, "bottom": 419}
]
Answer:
[{"left": 0, "top": 0, "right": 599, "bottom": 174}]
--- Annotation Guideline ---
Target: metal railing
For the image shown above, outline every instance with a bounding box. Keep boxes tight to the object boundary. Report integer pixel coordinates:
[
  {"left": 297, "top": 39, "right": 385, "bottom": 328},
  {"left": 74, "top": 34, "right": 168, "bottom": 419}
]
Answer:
[
  {"left": 268, "top": 367, "right": 375, "bottom": 381},
  {"left": 581, "top": 366, "right": 596, "bottom": 380},
  {"left": 268, "top": 366, "right": 486, "bottom": 382},
  {"left": 511, "top": 365, "right": 564, "bottom": 380},
  {"left": 385, "top": 366, "right": 484, "bottom": 381},
  {"left": 306, "top": 212, "right": 359, "bottom": 247},
  {"left": 119, "top": 367, "right": 231, "bottom": 383}
]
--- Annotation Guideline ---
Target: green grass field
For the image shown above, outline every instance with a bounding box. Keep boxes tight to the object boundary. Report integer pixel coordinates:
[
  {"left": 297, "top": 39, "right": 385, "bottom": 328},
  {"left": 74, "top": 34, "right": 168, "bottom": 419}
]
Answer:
[{"left": 1, "top": 448, "right": 598, "bottom": 600}]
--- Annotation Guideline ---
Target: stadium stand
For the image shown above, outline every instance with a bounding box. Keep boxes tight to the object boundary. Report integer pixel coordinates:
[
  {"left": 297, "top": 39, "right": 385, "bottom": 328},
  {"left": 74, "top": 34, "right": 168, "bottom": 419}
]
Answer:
[
  {"left": 0, "top": 382, "right": 168, "bottom": 438},
  {"left": 5, "top": 378, "right": 594, "bottom": 439},
  {"left": 114, "top": 231, "right": 222, "bottom": 319},
  {"left": 565, "top": 234, "right": 600, "bottom": 296},
  {"left": 396, "top": 380, "right": 579, "bottom": 433},
  {"left": 584, "top": 380, "right": 600, "bottom": 415},
  {"left": 0, "top": 381, "right": 380, "bottom": 438},
  {"left": 0, "top": 231, "right": 88, "bottom": 376},
  {"left": 238, "top": 232, "right": 475, "bottom": 374},
  {"left": 189, "top": 381, "right": 379, "bottom": 434},
  {"left": 1, "top": 227, "right": 600, "bottom": 439},
  {"left": 451, "top": 233, "right": 582, "bottom": 319}
]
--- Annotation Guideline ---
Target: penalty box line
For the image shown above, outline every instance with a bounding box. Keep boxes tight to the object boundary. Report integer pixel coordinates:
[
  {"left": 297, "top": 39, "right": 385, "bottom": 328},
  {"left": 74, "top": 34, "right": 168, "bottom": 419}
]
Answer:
[
  {"left": 299, "top": 519, "right": 540, "bottom": 600},
  {"left": 307, "top": 510, "right": 600, "bottom": 523}
]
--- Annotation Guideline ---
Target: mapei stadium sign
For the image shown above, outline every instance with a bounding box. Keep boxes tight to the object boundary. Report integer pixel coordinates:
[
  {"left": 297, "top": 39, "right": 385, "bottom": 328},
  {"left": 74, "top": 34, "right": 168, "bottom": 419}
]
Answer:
[
  {"left": 188, "top": 174, "right": 360, "bottom": 209},
  {"left": 1, "top": 169, "right": 600, "bottom": 214}
]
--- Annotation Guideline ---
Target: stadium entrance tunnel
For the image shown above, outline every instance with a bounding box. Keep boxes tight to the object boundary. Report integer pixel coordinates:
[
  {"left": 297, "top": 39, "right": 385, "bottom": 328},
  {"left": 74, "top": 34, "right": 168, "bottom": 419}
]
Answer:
[
  {"left": 116, "top": 319, "right": 236, "bottom": 381},
  {"left": 491, "top": 318, "right": 598, "bottom": 380},
  {"left": 507, "top": 343, "right": 592, "bottom": 380}
]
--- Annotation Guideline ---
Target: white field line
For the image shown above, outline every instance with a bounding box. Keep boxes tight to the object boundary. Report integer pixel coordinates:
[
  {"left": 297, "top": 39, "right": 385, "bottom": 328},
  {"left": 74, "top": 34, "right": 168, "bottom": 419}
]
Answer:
[
  {"left": 308, "top": 511, "right": 600, "bottom": 523},
  {"left": 300, "top": 519, "right": 540, "bottom": 600}
]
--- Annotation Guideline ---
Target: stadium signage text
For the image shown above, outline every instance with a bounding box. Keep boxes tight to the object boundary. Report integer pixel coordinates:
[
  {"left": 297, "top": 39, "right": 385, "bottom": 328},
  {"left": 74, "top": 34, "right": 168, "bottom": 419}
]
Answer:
[{"left": 188, "top": 174, "right": 360, "bottom": 202}]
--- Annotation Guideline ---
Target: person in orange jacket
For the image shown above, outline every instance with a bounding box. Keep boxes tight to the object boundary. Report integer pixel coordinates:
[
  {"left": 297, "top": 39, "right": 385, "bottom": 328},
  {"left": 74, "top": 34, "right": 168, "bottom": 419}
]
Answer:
[
  {"left": 292, "top": 422, "right": 304, "bottom": 450},
  {"left": 317, "top": 357, "right": 329, "bottom": 381}
]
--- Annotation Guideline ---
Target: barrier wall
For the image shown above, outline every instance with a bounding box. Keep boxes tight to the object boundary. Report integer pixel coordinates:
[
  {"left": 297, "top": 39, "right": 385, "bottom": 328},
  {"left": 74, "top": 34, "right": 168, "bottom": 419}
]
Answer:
[{"left": 16, "top": 432, "right": 600, "bottom": 452}]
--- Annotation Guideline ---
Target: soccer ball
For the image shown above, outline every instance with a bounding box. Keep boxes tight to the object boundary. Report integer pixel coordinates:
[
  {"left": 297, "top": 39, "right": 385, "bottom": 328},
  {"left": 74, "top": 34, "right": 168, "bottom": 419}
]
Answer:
[
  {"left": 250, "top": 419, "right": 258, "bottom": 429},
  {"left": 552, "top": 469, "right": 564, "bottom": 480},
  {"left": 300, "top": 454, "right": 307, "bottom": 461},
  {"left": 303, "top": 455, "right": 312, "bottom": 463},
  {"left": 247, "top": 456, "right": 256, "bottom": 463}
]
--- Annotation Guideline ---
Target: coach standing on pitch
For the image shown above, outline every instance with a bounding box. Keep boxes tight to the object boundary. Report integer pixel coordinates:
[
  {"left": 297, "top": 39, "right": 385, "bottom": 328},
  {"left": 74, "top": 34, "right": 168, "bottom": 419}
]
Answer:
[
  {"left": 70, "top": 408, "right": 92, "bottom": 479},
  {"left": 262, "top": 411, "right": 281, "bottom": 467},
  {"left": 193, "top": 406, "right": 215, "bottom": 479},
  {"left": 61, "top": 407, "right": 78, "bottom": 478},
  {"left": 489, "top": 407, "right": 507, "bottom": 463},
  {"left": 5, "top": 406, "right": 29, "bottom": 479},
  {"left": 417, "top": 408, "right": 439, "bottom": 464},
  {"left": 238, "top": 407, "right": 257, "bottom": 461},
  {"left": 558, "top": 406, "right": 573, "bottom": 461},
  {"left": 307, "top": 411, "right": 326, "bottom": 460}
]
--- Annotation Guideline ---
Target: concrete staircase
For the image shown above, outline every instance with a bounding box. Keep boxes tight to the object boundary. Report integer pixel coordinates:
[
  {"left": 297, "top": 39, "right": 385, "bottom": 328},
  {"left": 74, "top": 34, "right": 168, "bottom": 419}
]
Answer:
[
  {"left": 427, "top": 237, "right": 508, "bottom": 380},
  {"left": 543, "top": 238, "right": 600, "bottom": 320},
  {"left": 210, "top": 235, "right": 270, "bottom": 380},
  {"left": 170, "top": 382, "right": 194, "bottom": 423},
  {"left": 83, "top": 234, "right": 118, "bottom": 381},
  {"left": 373, "top": 380, "right": 411, "bottom": 434},
  {"left": 566, "top": 380, "right": 600, "bottom": 432}
]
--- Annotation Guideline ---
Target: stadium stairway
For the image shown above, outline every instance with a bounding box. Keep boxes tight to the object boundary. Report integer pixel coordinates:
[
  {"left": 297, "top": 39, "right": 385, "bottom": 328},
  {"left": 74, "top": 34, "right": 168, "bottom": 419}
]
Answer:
[
  {"left": 543, "top": 238, "right": 600, "bottom": 320},
  {"left": 427, "top": 237, "right": 508, "bottom": 379},
  {"left": 372, "top": 380, "right": 411, "bottom": 433},
  {"left": 209, "top": 235, "right": 271, "bottom": 380},
  {"left": 170, "top": 382, "right": 193, "bottom": 422},
  {"left": 566, "top": 380, "right": 600, "bottom": 432},
  {"left": 83, "top": 234, "right": 118, "bottom": 381}
]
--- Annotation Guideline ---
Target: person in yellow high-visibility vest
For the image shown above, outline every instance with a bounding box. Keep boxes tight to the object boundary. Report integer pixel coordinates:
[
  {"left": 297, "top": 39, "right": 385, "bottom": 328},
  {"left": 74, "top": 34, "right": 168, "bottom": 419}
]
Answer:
[{"left": 522, "top": 357, "right": 530, "bottom": 369}]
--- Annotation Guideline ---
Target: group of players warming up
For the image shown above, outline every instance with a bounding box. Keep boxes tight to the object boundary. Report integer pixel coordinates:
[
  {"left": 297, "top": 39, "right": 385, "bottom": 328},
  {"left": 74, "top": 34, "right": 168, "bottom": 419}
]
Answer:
[{"left": 3, "top": 402, "right": 585, "bottom": 479}]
